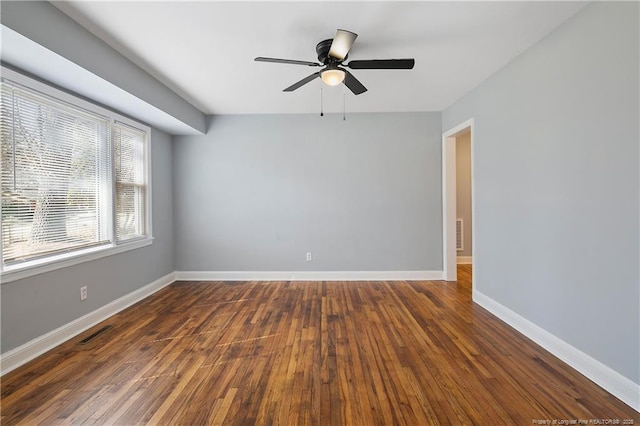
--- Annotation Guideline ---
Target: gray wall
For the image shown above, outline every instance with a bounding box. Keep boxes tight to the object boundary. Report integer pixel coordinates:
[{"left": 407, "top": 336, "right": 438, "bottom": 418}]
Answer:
[
  {"left": 173, "top": 112, "right": 442, "bottom": 272},
  {"left": 1, "top": 128, "right": 175, "bottom": 353},
  {"left": 443, "top": 2, "right": 639, "bottom": 384},
  {"left": 455, "top": 131, "right": 472, "bottom": 258}
]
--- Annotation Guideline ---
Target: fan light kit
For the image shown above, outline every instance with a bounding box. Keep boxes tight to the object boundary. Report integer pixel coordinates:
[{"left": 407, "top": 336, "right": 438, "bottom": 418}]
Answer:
[
  {"left": 321, "top": 69, "right": 345, "bottom": 86},
  {"left": 255, "top": 29, "right": 415, "bottom": 95}
]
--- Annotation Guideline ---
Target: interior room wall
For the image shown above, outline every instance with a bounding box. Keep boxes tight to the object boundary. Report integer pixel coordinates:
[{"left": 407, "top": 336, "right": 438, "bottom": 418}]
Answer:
[
  {"left": 443, "top": 2, "right": 639, "bottom": 385},
  {"left": 173, "top": 112, "right": 442, "bottom": 272},
  {"left": 455, "top": 131, "right": 472, "bottom": 259},
  {"left": 1, "top": 128, "right": 175, "bottom": 353}
]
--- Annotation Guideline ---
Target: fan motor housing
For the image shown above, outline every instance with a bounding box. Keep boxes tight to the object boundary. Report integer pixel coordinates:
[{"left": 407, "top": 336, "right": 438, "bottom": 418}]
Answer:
[{"left": 316, "top": 39, "right": 346, "bottom": 64}]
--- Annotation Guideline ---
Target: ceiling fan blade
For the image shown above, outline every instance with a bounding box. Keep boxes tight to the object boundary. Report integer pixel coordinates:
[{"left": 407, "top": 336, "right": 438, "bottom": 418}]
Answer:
[
  {"left": 255, "top": 57, "right": 321, "bottom": 67},
  {"left": 346, "top": 59, "right": 415, "bottom": 70},
  {"left": 329, "top": 29, "right": 358, "bottom": 61},
  {"left": 283, "top": 72, "right": 321, "bottom": 92},
  {"left": 343, "top": 70, "right": 367, "bottom": 95}
]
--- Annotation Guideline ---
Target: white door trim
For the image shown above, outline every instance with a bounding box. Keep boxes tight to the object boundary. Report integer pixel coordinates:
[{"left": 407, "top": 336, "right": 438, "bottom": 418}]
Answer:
[{"left": 442, "top": 118, "right": 475, "bottom": 282}]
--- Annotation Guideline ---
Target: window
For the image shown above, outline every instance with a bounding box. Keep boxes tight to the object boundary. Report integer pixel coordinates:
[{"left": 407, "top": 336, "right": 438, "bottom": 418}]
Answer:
[
  {"left": 0, "top": 67, "right": 151, "bottom": 281},
  {"left": 114, "top": 123, "right": 148, "bottom": 242}
]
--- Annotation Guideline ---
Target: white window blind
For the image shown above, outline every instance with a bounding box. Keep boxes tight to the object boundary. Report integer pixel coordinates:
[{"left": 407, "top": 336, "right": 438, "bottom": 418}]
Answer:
[
  {"left": 114, "top": 122, "right": 147, "bottom": 242},
  {"left": 0, "top": 81, "right": 111, "bottom": 265}
]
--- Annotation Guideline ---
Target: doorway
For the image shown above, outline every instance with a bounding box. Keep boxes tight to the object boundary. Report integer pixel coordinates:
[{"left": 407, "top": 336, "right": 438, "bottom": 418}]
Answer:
[{"left": 442, "top": 119, "right": 474, "bottom": 284}]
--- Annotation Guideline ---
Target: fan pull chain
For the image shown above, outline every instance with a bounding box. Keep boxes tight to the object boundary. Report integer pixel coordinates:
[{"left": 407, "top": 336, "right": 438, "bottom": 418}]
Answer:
[
  {"left": 320, "top": 86, "right": 324, "bottom": 117},
  {"left": 343, "top": 88, "right": 346, "bottom": 121}
]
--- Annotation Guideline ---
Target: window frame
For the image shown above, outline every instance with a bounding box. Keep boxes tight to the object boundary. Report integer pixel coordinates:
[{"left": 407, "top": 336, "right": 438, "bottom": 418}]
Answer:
[
  {"left": 0, "top": 66, "right": 153, "bottom": 283},
  {"left": 113, "top": 120, "right": 151, "bottom": 243}
]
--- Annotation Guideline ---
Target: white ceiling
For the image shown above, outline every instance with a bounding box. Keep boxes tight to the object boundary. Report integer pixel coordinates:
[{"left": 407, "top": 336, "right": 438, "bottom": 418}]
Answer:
[{"left": 52, "top": 1, "right": 586, "bottom": 116}]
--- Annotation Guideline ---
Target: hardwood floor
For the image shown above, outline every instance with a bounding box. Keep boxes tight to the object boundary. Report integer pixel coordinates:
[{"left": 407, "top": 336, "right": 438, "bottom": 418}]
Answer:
[{"left": 1, "top": 266, "right": 638, "bottom": 424}]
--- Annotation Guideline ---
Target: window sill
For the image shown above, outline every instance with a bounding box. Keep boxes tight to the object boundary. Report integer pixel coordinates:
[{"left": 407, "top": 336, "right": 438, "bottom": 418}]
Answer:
[{"left": 1, "top": 238, "right": 154, "bottom": 284}]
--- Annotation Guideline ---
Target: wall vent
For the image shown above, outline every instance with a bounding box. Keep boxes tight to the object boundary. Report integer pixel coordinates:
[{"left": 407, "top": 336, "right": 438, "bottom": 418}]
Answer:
[{"left": 456, "top": 219, "right": 463, "bottom": 251}]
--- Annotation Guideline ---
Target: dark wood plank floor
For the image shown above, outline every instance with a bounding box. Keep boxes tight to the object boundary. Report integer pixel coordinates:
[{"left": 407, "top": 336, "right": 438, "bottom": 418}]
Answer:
[{"left": 1, "top": 265, "right": 638, "bottom": 424}]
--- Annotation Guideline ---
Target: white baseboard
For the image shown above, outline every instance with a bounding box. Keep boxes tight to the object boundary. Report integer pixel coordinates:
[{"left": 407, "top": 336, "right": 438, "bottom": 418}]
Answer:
[
  {"left": 175, "top": 270, "right": 443, "bottom": 282},
  {"left": 456, "top": 256, "right": 473, "bottom": 264},
  {"left": 473, "top": 290, "right": 640, "bottom": 412},
  {"left": 0, "top": 271, "right": 176, "bottom": 376}
]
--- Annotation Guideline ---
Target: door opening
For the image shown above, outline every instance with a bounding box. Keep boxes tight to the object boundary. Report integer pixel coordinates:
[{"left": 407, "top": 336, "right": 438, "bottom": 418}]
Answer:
[{"left": 442, "top": 119, "right": 474, "bottom": 285}]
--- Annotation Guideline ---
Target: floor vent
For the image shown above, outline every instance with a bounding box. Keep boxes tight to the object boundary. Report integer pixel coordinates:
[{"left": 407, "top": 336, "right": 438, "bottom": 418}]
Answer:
[
  {"left": 456, "top": 218, "right": 464, "bottom": 251},
  {"left": 78, "top": 325, "right": 112, "bottom": 345}
]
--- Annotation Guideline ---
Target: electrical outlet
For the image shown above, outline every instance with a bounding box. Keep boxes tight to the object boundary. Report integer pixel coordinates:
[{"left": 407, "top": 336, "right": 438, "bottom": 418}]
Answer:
[
  {"left": 306, "top": 252, "right": 312, "bottom": 261},
  {"left": 80, "top": 286, "right": 88, "bottom": 301}
]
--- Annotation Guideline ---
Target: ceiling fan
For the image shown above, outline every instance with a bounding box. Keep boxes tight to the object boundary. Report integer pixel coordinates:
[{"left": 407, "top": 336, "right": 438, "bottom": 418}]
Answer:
[{"left": 255, "top": 29, "right": 415, "bottom": 95}]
